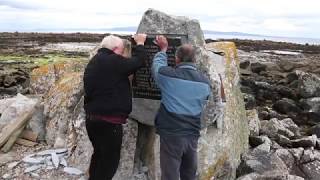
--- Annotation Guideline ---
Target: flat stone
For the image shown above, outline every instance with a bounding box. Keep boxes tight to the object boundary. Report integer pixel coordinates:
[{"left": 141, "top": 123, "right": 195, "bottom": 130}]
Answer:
[
  {"left": 22, "top": 156, "right": 45, "bottom": 165},
  {"left": 36, "top": 148, "right": 67, "bottom": 156},
  {"left": 51, "top": 152, "right": 60, "bottom": 168},
  {"left": 60, "top": 157, "right": 68, "bottom": 167},
  {"left": 24, "top": 165, "right": 42, "bottom": 173},
  {"left": 63, "top": 167, "right": 83, "bottom": 175}
]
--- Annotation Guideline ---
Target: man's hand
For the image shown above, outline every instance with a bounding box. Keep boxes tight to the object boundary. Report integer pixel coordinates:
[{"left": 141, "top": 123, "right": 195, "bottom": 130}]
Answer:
[
  {"left": 133, "top": 34, "right": 147, "bottom": 45},
  {"left": 155, "top": 35, "right": 168, "bottom": 52}
]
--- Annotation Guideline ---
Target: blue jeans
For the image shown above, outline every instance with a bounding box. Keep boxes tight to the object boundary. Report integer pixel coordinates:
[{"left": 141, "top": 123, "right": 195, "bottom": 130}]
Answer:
[{"left": 160, "top": 135, "right": 199, "bottom": 180}]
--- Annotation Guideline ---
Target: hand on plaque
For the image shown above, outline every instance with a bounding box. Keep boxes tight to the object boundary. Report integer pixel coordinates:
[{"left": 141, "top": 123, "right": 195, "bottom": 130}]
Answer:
[
  {"left": 155, "top": 35, "right": 168, "bottom": 52},
  {"left": 133, "top": 34, "right": 147, "bottom": 45}
]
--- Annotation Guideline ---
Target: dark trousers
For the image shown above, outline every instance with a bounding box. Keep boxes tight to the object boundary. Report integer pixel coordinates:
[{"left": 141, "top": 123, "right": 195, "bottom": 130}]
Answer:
[
  {"left": 85, "top": 116, "right": 123, "bottom": 180},
  {"left": 160, "top": 135, "right": 199, "bottom": 180}
]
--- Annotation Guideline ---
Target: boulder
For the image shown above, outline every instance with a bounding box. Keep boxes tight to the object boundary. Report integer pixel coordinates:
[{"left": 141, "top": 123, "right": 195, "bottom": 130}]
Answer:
[
  {"left": 273, "top": 98, "right": 302, "bottom": 115},
  {"left": 296, "top": 71, "right": 320, "bottom": 98},
  {"left": 260, "top": 118, "right": 295, "bottom": 139},
  {"left": 291, "top": 135, "right": 317, "bottom": 148},
  {"left": 44, "top": 72, "right": 84, "bottom": 147},
  {"left": 308, "top": 124, "right": 320, "bottom": 138},
  {"left": 299, "top": 97, "right": 320, "bottom": 113},
  {"left": 251, "top": 62, "right": 267, "bottom": 73},
  {"left": 0, "top": 94, "right": 38, "bottom": 127},
  {"left": 131, "top": 9, "right": 249, "bottom": 180}
]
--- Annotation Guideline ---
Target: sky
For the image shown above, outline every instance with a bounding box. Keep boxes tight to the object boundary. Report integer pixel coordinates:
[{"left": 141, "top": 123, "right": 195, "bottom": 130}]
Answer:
[{"left": 0, "top": 0, "right": 320, "bottom": 39}]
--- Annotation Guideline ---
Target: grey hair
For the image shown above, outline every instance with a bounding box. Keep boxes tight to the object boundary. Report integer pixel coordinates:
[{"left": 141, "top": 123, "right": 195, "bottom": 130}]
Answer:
[
  {"left": 175, "top": 44, "right": 195, "bottom": 62},
  {"left": 100, "top": 35, "right": 123, "bottom": 50}
]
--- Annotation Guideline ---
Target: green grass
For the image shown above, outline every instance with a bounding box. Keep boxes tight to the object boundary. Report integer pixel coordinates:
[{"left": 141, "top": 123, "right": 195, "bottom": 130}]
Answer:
[{"left": 0, "top": 54, "right": 88, "bottom": 66}]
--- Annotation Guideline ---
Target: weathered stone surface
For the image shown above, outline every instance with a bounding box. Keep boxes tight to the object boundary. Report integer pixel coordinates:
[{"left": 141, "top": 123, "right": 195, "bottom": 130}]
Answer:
[
  {"left": 246, "top": 109, "right": 260, "bottom": 136},
  {"left": 296, "top": 70, "right": 320, "bottom": 98},
  {"left": 44, "top": 72, "right": 84, "bottom": 147},
  {"left": 260, "top": 118, "right": 294, "bottom": 139},
  {"left": 251, "top": 62, "right": 267, "bottom": 74},
  {"left": 300, "top": 160, "right": 320, "bottom": 180},
  {"left": 27, "top": 102, "right": 46, "bottom": 140},
  {"left": 30, "top": 61, "right": 86, "bottom": 95}
]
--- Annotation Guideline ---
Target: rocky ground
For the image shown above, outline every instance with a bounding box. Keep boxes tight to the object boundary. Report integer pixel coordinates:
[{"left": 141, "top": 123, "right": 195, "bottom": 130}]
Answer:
[
  {"left": 236, "top": 48, "right": 320, "bottom": 179},
  {"left": 0, "top": 32, "right": 320, "bottom": 179}
]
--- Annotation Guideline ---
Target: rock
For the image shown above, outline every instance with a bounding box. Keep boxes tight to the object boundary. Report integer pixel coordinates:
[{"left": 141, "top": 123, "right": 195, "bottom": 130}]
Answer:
[
  {"left": 7, "top": 161, "right": 19, "bottom": 169},
  {"left": 316, "top": 139, "right": 320, "bottom": 150},
  {"left": 276, "top": 134, "right": 292, "bottom": 147},
  {"left": 237, "top": 173, "right": 305, "bottom": 180},
  {"left": 0, "top": 151, "right": 17, "bottom": 165},
  {"left": 24, "top": 165, "right": 42, "bottom": 173},
  {"left": 0, "top": 93, "right": 38, "bottom": 126},
  {"left": 288, "top": 148, "right": 304, "bottom": 161},
  {"left": 240, "top": 60, "right": 251, "bottom": 69},
  {"left": 251, "top": 136, "right": 272, "bottom": 154},
  {"left": 299, "top": 149, "right": 320, "bottom": 164},
  {"left": 3, "top": 75, "right": 17, "bottom": 87},
  {"left": 255, "top": 81, "right": 273, "bottom": 90},
  {"left": 273, "top": 98, "right": 301, "bottom": 115},
  {"left": 299, "top": 97, "right": 320, "bottom": 113},
  {"left": 135, "top": 9, "right": 249, "bottom": 180},
  {"left": 307, "top": 124, "right": 320, "bottom": 138},
  {"left": 26, "top": 100, "right": 46, "bottom": 141},
  {"left": 274, "top": 149, "right": 295, "bottom": 170},
  {"left": 251, "top": 62, "right": 267, "bottom": 73},
  {"left": 0, "top": 97, "right": 15, "bottom": 114},
  {"left": 249, "top": 136, "right": 267, "bottom": 148},
  {"left": 243, "top": 93, "right": 256, "bottom": 110},
  {"left": 51, "top": 152, "right": 60, "bottom": 168},
  {"left": 300, "top": 160, "right": 320, "bottom": 180},
  {"left": 296, "top": 70, "right": 320, "bottom": 98},
  {"left": 36, "top": 148, "right": 68, "bottom": 156},
  {"left": 237, "top": 151, "right": 288, "bottom": 176},
  {"left": 60, "top": 157, "right": 68, "bottom": 167},
  {"left": 44, "top": 72, "right": 84, "bottom": 147},
  {"left": 2, "top": 173, "right": 11, "bottom": 179},
  {"left": 63, "top": 167, "right": 84, "bottom": 175},
  {"left": 260, "top": 118, "right": 294, "bottom": 139},
  {"left": 291, "top": 135, "right": 317, "bottom": 148},
  {"left": 258, "top": 110, "right": 270, "bottom": 120},
  {"left": 281, "top": 118, "right": 301, "bottom": 137},
  {"left": 22, "top": 156, "right": 45, "bottom": 164},
  {"left": 287, "top": 72, "right": 299, "bottom": 84},
  {"left": 246, "top": 109, "right": 260, "bottom": 136}
]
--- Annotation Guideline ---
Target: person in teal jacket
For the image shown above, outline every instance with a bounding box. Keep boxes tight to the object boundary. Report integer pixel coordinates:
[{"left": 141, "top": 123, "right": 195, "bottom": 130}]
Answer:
[{"left": 152, "top": 35, "right": 211, "bottom": 180}]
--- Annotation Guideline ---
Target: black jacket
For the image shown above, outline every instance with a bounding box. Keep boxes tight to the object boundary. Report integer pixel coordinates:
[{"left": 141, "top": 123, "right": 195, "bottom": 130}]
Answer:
[{"left": 83, "top": 45, "right": 147, "bottom": 117}]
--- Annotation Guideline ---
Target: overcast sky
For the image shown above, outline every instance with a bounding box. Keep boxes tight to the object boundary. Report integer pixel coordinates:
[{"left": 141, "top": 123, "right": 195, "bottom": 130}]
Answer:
[{"left": 0, "top": 0, "right": 320, "bottom": 38}]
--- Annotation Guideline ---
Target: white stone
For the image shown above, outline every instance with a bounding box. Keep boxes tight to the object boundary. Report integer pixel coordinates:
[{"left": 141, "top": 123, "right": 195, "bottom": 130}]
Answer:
[
  {"left": 22, "top": 156, "right": 45, "bottom": 164},
  {"left": 60, "top": 157, "right": 68, "bottom": 167},
  {"left": 63, "top": 167, "right": 83, "bottom": 175},
  {"left": 36, "top": 148, "right": 67, "bottom": 156}
]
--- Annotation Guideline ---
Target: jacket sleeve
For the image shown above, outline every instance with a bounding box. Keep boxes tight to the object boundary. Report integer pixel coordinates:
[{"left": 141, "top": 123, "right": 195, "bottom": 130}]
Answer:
[
  {"left": 117, "top": 45, "right": 147, "bottom": 76},
  {"left": 151, "top": 51, "right": 168, "bottom": 88}
]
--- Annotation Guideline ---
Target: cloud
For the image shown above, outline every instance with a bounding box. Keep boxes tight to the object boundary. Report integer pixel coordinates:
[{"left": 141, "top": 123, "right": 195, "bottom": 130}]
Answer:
[{"left": 0, "top": 0, "right": 319, "bottom": 38}]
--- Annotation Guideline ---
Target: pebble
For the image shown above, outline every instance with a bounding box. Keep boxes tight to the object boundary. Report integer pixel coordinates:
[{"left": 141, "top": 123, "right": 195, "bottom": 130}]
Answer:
[{"left": 63, "top": 167, "right": 83, "bottom": 175}]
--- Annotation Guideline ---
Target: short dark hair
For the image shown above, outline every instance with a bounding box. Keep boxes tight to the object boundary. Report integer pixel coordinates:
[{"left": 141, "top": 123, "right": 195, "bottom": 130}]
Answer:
[{"left": 175, "top": 44, "right": 195, "bottom": 62}]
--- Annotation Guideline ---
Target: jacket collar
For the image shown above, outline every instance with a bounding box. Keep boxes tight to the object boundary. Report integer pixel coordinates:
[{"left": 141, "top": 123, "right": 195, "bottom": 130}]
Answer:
[
  {"left": 98, "top": 47, "right": 114, "bottom": 55},
  {"left": 176, "top": 62, "right": 197, "bottom": 70}
]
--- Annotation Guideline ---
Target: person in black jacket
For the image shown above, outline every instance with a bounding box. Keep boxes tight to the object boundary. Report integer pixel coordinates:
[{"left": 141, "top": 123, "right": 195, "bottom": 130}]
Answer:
[{"left": 83, "top": 34, "right": 147, "bottom": 180}]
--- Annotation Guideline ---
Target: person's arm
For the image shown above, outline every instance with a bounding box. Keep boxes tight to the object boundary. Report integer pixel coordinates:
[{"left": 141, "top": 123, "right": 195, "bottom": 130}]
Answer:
[
  {"left": 151, "top": 35, "right": 169, "bottom": 87},
  {"left": 118, "top": 44, "right": 147, "bottom": 76},
  {"left": 118, "top": 34, "right": 147, "bottom": 76}
]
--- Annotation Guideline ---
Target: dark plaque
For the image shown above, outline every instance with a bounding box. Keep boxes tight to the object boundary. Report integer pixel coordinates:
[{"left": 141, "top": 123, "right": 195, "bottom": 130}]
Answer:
[{"left": 131, "top": 34, "right": 187, "bottom": 100}]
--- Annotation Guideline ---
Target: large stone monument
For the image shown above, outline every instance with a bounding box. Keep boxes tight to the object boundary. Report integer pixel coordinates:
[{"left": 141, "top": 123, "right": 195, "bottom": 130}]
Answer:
[{"left": 34, "top": 9, "right": 249, "bottom": 180}]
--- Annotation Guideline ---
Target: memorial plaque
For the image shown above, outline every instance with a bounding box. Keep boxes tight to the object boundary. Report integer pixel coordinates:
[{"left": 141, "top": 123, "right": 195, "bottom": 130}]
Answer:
[{"left": 131, "top": 34, "right": 187, "bottom": 100}]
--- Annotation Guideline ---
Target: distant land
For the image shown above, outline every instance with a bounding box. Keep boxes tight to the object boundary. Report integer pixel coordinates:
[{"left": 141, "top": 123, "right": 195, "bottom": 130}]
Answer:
[{"left": 5, "top": 26, "right": 320, "bottom": 45}]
